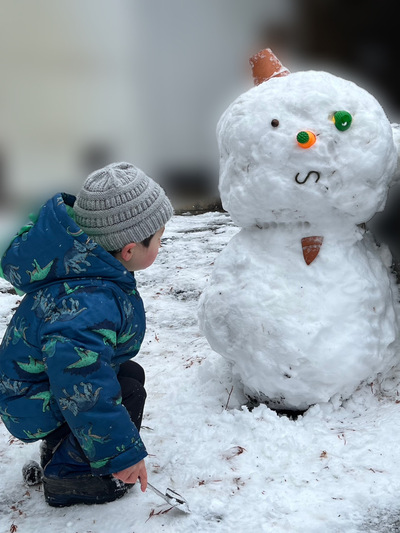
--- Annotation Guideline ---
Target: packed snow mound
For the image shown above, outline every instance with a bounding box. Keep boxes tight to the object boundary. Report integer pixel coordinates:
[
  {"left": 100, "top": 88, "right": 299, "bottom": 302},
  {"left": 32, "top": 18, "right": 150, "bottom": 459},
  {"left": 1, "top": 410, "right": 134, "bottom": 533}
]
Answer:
[
  {"left": 218, "top": 70, "right": 398, "bottom": 228},
  {"left": 200, "top": 59, "right": 400, "bottom": 410},
  {"left": 199, "top": 227, "right": 399, "bottom": 410}
]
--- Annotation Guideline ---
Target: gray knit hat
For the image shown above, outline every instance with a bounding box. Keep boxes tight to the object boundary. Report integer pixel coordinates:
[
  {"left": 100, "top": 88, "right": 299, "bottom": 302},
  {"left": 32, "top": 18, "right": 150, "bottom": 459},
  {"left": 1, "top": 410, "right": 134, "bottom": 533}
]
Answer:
[{"left": 74, "top": 162, "right": 173, "bottom": 251}]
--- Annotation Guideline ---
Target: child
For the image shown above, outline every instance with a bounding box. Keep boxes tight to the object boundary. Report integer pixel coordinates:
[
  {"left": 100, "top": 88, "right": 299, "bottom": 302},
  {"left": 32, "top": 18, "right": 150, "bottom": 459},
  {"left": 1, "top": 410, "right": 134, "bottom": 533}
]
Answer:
[{"left": 0, "top": 162, "right": 173, "bottom": 506}]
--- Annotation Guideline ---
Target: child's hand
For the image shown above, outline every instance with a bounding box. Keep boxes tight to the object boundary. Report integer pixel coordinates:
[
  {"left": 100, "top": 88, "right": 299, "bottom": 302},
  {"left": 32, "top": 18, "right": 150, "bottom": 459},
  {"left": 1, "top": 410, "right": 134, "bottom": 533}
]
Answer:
[{"left": 112, "top": 459, "right": 148, "bottom": 492}]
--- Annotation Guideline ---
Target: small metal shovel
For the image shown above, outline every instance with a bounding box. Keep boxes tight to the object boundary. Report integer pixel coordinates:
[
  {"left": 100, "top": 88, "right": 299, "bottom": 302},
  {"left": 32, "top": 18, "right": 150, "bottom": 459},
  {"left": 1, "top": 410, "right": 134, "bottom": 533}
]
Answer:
[{"left": 147, "top": 482, "right": 191, "bottom": 513}]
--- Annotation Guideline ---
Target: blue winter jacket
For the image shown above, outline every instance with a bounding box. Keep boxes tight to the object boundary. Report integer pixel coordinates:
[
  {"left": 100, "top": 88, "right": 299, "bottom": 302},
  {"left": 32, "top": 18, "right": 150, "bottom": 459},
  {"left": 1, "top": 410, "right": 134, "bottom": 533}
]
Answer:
[{"left": 0, "top": 193, "right": 147, "bottom": 475}]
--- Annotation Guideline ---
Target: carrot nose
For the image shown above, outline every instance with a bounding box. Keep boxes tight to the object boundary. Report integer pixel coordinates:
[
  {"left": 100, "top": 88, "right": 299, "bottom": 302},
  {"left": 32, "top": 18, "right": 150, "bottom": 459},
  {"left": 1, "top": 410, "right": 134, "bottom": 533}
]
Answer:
[{"left": 297, "top": 131, "right": 316, "bottom": 149}]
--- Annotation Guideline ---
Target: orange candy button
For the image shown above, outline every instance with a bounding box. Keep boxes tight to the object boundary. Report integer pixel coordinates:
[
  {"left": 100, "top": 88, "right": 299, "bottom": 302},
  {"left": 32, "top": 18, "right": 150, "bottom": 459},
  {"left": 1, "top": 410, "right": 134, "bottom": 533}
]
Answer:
[{"left": 297, "top": 131, "right": 316, "bottom": 149}]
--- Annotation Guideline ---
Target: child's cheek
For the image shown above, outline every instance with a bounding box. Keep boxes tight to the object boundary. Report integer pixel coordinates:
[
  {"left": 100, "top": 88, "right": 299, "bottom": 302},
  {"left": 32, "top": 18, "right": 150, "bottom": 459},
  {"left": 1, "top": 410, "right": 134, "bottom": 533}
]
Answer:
[{"left": 145, "top": 248, "right": 160, "bottom": 269}]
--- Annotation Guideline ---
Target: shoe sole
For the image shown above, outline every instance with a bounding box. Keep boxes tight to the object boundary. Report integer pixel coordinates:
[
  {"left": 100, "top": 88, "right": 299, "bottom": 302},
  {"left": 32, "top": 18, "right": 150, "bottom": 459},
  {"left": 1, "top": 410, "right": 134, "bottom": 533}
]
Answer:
[
  {"left": 22, "top": 461, "right": 44, "bottom": 486},
  {"left": 43, "top": 475, "right": 128, "bottom": 507}
]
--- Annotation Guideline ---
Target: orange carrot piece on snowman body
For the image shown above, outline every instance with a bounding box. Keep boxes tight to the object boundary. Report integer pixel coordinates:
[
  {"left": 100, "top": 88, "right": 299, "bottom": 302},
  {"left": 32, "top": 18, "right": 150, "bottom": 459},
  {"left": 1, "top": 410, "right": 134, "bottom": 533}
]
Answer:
[{"left": 301, "top": 236, "right": 324, "bottom": 265}]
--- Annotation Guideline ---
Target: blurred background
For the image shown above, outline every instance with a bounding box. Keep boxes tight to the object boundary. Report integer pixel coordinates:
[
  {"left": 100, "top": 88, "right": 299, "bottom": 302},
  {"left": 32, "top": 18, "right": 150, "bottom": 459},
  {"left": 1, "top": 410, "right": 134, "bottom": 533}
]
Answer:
[{"left": 0, "top": 0, "right": 399, "bottom": 259}]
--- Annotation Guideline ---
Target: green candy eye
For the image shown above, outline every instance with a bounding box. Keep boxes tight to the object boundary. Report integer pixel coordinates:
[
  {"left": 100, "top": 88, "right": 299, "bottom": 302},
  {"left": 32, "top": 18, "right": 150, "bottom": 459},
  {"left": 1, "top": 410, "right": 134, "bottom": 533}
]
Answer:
[{"left": 333, "top": 110, "right": 352, "bottom": 131}]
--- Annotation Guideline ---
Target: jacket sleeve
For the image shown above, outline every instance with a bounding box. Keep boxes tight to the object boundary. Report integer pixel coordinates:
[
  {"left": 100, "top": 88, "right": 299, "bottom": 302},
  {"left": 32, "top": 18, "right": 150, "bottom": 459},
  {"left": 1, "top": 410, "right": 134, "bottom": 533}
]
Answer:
[{"left": 40, "top": 287, "right": 147, "bottom": 475}]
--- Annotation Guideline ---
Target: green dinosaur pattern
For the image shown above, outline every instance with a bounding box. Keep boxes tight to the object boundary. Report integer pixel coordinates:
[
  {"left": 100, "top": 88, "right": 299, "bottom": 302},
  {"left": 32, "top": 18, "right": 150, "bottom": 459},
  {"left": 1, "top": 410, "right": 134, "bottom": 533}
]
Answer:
[
  {"left": 75, "top": 424, "right": 111, "bottom": 459},
  {"left": 29, "top": 390, "right": 51, "bottom": 412},
  {"left": 27, "top": 259, "right": 54, "bottom": 282},
  {"left": 93, "top": 328, "right": 117, "bottom": 346},
  {"left": 66, "top": 347, "right": 101, "bottom": 370},
  {"left": 118, "top": 326, "right": 136, "bottom": 345},
  {"left": 42, "top": 335, "right": 70, "bottom": 357},
  {"left": 23, "top": 428, "right": 52, "bottom": 439},
  {"left": 89, "top": 436, "right": 145, "bottom": 470},
  {"left": 90, "top": 457, "right": 111, "bottom": 469},
  {"left": 63, "top": 282, "right": 84, "bottom": 294},
  {"left": 17, "top": 356, "right": 46, "bottom": 374}
]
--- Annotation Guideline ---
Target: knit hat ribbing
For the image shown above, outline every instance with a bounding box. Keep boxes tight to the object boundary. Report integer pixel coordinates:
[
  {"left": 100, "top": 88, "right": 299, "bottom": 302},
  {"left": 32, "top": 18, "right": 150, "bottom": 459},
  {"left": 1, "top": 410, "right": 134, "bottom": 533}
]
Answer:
[{"left": 74, "top": 162, "right": 173, "bottom": 251}]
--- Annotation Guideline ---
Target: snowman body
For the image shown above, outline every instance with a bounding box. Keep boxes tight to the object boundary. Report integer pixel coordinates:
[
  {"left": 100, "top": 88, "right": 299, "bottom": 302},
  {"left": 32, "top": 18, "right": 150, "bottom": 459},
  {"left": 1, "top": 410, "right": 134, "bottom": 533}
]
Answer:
[{"left": 199, "top": 70, "right": 400, "bottom": 410}]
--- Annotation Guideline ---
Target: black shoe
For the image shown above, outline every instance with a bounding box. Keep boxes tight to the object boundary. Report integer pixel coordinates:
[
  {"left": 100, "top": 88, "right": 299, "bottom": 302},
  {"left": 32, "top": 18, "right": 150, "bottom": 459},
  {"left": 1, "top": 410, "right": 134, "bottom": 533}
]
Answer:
[
  {"left": 22, "top": 460, "right": 44, "bottom": 486},
  {"left": 43, "top": 473, "right": 128, "bottom": 507},
  {"left": 40, "top": 440, "right": 59, "bottom": 468},
  {"left": 22, "top": 438, "right": 62, "bottom": 487},
  {"left": 22, "top": 438, "right": 63, "bottom": 487}
]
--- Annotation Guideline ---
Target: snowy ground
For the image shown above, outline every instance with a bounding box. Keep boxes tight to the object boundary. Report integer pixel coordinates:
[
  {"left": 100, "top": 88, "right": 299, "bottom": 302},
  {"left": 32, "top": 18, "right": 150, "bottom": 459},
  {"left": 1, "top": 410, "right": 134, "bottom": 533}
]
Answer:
[{"left": 2, "top": 212, "right": 400, "bottom": 533}]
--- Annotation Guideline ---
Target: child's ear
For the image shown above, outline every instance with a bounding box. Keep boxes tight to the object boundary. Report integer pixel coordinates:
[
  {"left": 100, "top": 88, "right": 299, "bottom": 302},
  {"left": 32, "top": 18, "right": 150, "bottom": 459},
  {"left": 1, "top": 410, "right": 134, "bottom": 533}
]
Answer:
[{"left": 120, "top": 243, "right": 136, "bottom": 262}]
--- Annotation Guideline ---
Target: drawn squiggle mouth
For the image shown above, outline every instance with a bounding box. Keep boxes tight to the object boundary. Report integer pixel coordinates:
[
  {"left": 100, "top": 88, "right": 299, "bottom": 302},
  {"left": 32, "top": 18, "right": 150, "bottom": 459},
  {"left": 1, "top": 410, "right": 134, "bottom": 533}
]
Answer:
[{"left": 295, "top": 170, "right": 321, "bottom": 184}]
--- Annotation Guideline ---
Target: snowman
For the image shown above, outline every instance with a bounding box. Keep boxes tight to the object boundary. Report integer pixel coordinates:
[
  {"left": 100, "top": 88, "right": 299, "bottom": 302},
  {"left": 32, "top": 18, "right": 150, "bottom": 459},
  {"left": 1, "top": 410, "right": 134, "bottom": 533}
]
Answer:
[{"left": 199, "top": 49, "right": 400, "bottom": 411}]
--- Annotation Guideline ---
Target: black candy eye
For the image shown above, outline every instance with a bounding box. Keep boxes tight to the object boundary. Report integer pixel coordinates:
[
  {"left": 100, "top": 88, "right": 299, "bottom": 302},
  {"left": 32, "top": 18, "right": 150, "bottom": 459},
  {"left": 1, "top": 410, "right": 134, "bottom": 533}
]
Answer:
[{"left": 271, "top": 119, "right": 279, "bottom": 128}]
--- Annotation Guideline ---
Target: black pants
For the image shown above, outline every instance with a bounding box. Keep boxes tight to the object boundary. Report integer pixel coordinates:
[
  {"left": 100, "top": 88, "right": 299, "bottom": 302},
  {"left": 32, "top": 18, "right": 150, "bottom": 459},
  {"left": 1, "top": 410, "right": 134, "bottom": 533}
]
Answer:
[
  {"left": 117, "top": 359, "right": 147, "bottom": 430},
  {"left": 44, "top": 360, "right": 147, "bottom": 452}
]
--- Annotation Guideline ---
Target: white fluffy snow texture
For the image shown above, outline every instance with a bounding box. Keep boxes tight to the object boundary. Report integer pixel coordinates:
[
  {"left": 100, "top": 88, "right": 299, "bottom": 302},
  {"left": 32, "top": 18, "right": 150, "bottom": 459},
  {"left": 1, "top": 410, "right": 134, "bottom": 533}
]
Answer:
[
  {"left": 2, "top": 212, "right": 400, "bottom": 532},
  {"left": 217, "top": 71, "right": 398, "bottom": 228},
  {"left": 199, "top": 224, "right": 400, "bottom": 409},
  {"left": 200, "top": 69, "right": 400, "bottom": 409}
]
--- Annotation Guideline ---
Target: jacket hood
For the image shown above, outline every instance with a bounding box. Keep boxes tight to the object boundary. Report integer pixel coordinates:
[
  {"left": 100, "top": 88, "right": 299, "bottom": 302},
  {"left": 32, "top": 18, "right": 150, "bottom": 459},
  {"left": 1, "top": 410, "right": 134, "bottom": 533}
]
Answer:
[{"left": 1, "top": 193, "right": 137, "bottom": 294}]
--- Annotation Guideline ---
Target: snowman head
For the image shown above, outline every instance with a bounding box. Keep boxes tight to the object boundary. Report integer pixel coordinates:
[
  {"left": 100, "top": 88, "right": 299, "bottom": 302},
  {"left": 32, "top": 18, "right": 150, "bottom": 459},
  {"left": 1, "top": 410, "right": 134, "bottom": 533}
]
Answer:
[{"left": 218, "top": 49, "right": 399, "bottom": 228}]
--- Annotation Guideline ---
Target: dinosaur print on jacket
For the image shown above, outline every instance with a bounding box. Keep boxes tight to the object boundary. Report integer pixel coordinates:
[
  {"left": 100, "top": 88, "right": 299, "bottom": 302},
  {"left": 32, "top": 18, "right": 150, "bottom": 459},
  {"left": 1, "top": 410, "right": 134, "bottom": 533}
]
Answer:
[
  {"left": 3, "top": 317, "right": 30, "bottom": 347},
  {"left": 32, "top": 290, "right": 87, "bottom": 323},
  {"left": 64, "top": 239, "right": 97, "bottom": 274},
  {"left": 27, "top": 259, "right": 55, "bottom": 283},
  {"left": 0, "top": 193, "right": 148, "bottom": 475},
  {"left": 65, "top": 347, "right": 102, "bottom": 376},
  {"left": 59, "top": 382, "right": 102, "bottom": 416},
  {"left": 16, "top": 356, "right": 46, "bottom": 374}
]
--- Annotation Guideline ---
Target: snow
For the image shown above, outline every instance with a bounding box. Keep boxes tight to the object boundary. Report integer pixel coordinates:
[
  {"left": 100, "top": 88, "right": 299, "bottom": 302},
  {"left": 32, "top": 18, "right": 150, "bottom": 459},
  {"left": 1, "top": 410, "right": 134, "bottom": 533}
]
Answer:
[
  {"left": 199, "top": 69, "right": 400, "bottom": 410},
  {"left": 2, "top": 211, "right": 400, "bottom": 532},
  {"left": 216, "top": 71, "right": 398, "bottom": 228},
  {"left": 199, "top": 223, "right": 400, "bottom": 409}
]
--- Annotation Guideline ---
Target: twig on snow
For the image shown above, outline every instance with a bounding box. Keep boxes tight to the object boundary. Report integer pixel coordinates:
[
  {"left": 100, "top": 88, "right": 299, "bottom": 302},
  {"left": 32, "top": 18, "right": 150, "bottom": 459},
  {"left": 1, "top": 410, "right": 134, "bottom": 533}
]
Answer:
[{"left": 225, "top": 386, "right": 234, "bottom": 410}]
